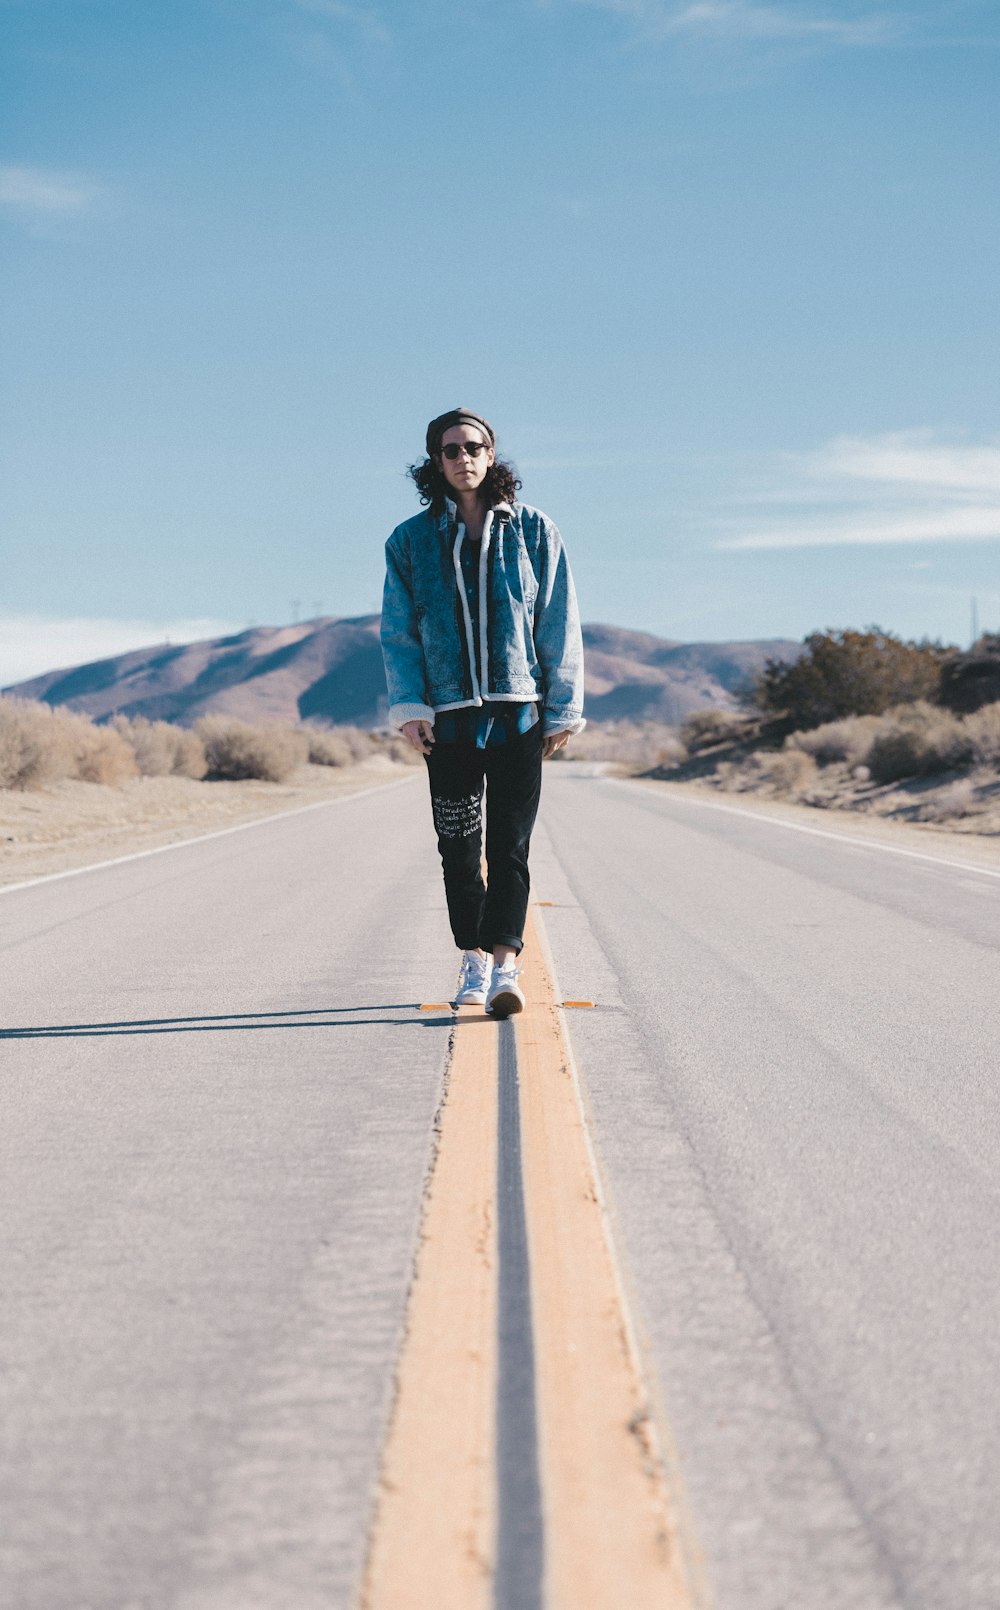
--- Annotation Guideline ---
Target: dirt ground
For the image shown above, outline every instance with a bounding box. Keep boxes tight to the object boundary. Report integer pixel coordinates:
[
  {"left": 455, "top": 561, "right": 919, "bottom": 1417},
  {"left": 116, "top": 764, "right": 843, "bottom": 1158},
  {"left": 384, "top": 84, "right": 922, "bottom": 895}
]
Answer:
[
  {"left": 722, "top": 764, "right": 1000, "bottom": 836},
  {"left": 0, "top": 757, "right": 420, "bottom": 887},
  {"left": 633, "top": 775, "right": 1000, "bottom": 874}
]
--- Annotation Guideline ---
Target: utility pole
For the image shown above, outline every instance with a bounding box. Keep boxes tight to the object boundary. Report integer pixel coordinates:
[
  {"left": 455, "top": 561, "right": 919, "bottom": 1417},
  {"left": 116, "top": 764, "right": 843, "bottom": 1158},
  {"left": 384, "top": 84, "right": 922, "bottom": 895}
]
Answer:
[
  {"left": 971, "top": 596, "right": 980, "bottom": 647},
  {"left": 291, "top": 599, "right": 301, "bottom": 625}
]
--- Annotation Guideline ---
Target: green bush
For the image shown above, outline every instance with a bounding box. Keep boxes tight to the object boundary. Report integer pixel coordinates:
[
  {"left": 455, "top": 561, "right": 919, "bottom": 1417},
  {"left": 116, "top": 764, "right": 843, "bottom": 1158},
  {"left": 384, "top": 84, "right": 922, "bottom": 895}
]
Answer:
[
  {"left": 749, "top": 628, "right": 950, "bottom": 730},
  {"left": 938, "top": 635, "right": 1000, "bottom": 714}
]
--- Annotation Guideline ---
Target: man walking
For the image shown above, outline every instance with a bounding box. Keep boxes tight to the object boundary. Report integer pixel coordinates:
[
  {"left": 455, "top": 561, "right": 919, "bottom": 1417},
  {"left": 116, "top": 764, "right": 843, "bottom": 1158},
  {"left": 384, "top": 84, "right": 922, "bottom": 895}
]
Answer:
[{"left": 380, "top": 407, "right": 585, "bottom": 1016}]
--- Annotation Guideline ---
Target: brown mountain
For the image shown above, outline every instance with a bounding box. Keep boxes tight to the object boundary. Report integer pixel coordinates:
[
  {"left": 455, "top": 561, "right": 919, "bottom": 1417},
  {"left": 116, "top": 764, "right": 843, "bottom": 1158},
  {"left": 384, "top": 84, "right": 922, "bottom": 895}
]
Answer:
[
  {"left": 4, "top": 617, "right": 801, "bottom": 727},
  {"left": 580, "top": 624, "right": 801, "bottom": 723}
]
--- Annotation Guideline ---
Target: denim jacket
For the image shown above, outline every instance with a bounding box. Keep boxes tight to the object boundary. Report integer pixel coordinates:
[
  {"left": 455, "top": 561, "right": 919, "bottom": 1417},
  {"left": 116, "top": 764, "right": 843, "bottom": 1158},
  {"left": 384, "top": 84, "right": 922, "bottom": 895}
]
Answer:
[{"left": 381, "top": 498, "right": 586, "bottom": 736}]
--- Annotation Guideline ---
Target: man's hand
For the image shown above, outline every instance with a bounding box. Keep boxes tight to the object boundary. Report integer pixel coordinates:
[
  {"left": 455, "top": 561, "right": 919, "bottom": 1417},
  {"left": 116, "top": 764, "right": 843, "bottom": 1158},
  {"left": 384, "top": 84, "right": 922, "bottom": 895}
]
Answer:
[
  {"left": 401, "top": 719, "right": 435, "bottom": 756},
  {"left": 543, "top": 729, "right": 571, "bottom": 759}
]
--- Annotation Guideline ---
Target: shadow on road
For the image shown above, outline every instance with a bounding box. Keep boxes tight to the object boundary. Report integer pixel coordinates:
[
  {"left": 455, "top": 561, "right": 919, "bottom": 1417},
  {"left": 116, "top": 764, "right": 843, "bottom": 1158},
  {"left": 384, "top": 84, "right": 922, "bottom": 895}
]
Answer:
[{"left": 0, "top": 1004, "right": 488, "bottom": 1039}]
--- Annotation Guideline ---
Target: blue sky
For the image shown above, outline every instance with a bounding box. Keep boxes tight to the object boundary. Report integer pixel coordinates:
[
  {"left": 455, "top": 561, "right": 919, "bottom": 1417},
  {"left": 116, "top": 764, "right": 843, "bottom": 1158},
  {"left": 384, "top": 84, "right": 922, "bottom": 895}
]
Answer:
[{"left": 3, "top": 0, "right": 999, "bottom": 684}]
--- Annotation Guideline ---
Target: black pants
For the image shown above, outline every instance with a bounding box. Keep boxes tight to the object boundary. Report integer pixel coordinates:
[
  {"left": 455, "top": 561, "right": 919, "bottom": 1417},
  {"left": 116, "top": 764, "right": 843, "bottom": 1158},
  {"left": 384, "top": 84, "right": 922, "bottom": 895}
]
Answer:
[{"left": 424, "top": 723, "right": 543, "bottom": 954}]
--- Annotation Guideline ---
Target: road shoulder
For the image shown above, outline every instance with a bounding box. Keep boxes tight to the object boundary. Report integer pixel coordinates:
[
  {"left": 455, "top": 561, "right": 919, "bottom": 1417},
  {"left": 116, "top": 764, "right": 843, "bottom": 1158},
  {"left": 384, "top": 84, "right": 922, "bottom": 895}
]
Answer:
[
  {"left": 629, "top": 776, "right": 1000, "bottom": 874},
  {"left": 0, "top": 758, "right": 419, "bottom": 886}
]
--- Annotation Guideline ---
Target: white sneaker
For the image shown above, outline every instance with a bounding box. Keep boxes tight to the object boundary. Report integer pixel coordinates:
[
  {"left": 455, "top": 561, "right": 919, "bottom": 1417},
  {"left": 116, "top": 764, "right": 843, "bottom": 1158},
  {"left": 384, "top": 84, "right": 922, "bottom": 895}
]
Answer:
[
  {"left": 486, "top": 961, "right": 525, "bottom": 1018},
  {"left": 455, "top": 950, "right": 490, "bottom": 1005}
]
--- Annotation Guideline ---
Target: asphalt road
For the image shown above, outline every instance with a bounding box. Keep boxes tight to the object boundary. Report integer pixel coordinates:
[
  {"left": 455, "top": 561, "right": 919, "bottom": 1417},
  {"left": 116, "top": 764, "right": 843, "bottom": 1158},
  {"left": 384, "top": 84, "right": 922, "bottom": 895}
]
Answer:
[
  {"left": 535, "top": 774, "right": 1000, "bottom": 1610},
  {"left": 1, "top": 778, "right": 455, "bottom": 1610},
  {"left": 3, "top": 771, "right": 999, "bottom": 1610}
]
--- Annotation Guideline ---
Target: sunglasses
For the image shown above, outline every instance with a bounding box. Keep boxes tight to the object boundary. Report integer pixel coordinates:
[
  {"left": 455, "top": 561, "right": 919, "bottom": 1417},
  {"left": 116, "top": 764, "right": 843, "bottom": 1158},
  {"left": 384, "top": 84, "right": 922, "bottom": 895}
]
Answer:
[{"left": 441, "top": 441, "right": 489, "bottom": 460}]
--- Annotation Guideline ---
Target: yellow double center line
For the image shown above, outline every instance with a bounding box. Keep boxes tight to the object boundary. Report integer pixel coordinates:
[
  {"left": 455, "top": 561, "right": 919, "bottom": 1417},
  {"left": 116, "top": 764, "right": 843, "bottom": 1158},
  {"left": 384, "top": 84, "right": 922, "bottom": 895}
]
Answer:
[{"left": 360, "top": 907, "right": 698, "bottom": 1609}]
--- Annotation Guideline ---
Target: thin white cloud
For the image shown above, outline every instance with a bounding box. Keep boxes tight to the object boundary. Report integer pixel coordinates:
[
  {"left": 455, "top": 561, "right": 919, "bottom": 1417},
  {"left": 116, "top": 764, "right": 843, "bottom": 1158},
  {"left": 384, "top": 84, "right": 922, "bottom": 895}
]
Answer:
[
  {"left": 0, "top": 617, "right": 243, "bottom": 691},
  {"left": 666, "top": 1, "right": 898, "bottom": 43},
  {"left": 724, "top": 507, "right": 1000, "bottom": 550},
  {"left": 805, "top": 431, "right": 1000, "bottom": 494},
  {"left": 567, "top": 0, "right": 904, "bottom": 46},
  {"left": 716, "top": 430, "right": 1000, "bottom": 550},
  {"left": 0, "top": 164, "right": 100, "bottom": 215},
  {"left": 291, "top": 0, "right": 391, "bottom": 44}
]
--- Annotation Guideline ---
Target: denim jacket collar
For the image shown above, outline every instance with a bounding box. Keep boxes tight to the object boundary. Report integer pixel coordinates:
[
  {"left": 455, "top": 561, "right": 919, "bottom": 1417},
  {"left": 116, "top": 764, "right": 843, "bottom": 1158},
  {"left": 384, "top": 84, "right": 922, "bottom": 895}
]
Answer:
[{"left": 437, "top": 496, "right": 514, "bottom": 534}]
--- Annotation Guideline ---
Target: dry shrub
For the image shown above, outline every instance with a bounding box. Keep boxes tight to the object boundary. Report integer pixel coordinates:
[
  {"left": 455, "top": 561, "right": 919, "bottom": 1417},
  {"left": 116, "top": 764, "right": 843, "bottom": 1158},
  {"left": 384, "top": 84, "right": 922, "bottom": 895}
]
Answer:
[
  {"left": 915, "top": 778, "right": 983, "bottom": 822},
  {"left": 307, "top": 725, "right": 420, "bottom": 766},
  {"left": 170, "top": 728, "right": 208, "bottom": 779},
  {"left": 0, "top": 698, "right": 72, "bottom": 788},
  {"left": 718, "top": 748, "right": 817, "bottom": 796},
  {"left": 306, "top": 730, "right": 354, "bottom": 767},
  {"left": 786, "top": 699, "right": 1000, "bottom": 781},
  {"left": 110, "top": 715, "right": 207, "bottom": 779},
  {"left": 752, "top": 748, "right": 817, "bottom": 793},
  {"left": 965, "top": 701, "right": 1000, "bottom": 767},
  {"left": 310, "top": 724, "right": 375, "bottom": 762},
  {"left": 0, "top": 698, "right": 138, "bottom": 788},
  {"left": 681, "top": 708, "right": 746, "bottom": 753},
  {"left": 340, "top": 726, "right": 379, "bottom": 761},
  {"left": 788, "top": 714, "right": 882, "bottom": 767},
  {"left": 70, "top": 720, "right": 138, "bottom": 785},
  {"left": 865, "top": 702, "right": 974, "bottom": 784},
  {"left": 383, "top": 734, "right": 422, "bottom": 765},
  {"left": 566, "top": 719, "right": 687, "bottom": 769},
  {"left": 656, "top": 737, "right": 687, "bottom": 769},
  {"left": 195, "top": 717, "right": 308, "bottom": 782}
]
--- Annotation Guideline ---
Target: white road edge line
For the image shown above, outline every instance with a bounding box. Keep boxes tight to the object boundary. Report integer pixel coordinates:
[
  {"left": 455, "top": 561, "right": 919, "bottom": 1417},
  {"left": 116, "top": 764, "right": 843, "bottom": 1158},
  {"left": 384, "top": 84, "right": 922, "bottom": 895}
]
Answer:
[
  {"left": 0, "top": 774, "right": 420, "bottom": 898},
  {"left": 616, "top": 780, "right": 1000, "bottom": 882}
]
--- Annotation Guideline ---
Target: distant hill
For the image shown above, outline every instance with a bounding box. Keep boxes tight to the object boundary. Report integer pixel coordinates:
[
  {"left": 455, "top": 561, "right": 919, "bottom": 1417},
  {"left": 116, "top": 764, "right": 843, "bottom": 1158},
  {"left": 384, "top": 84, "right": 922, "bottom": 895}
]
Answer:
[
  {"left": 4, "top": 617, "right": 802, "bottom": 728},
  {"left": 580, "top": 624, "right": 802, "bottom": 723},
  {"left": 5, "top": 618, "right": 387, "bottom": 727}
]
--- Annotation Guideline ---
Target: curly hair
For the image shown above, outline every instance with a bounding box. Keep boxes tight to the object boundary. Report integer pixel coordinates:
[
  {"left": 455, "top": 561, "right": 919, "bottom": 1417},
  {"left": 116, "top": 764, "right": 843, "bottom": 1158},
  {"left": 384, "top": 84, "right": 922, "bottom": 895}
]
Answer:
[{"left": 407, "top": 454, "right": 522, "bottom": 511}]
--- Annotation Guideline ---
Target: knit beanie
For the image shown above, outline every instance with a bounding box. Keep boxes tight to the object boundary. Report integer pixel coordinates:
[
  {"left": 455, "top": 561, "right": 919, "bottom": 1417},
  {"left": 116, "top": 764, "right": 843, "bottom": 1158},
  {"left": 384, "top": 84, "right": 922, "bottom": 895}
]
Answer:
[{"left": 425, "top": 408, "right": 496, "bottom": 458}]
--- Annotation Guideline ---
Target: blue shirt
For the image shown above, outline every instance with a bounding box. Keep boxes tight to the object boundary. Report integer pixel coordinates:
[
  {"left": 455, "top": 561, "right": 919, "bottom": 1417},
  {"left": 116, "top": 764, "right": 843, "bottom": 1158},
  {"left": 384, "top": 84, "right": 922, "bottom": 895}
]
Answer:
[{"left": 434, "top": 530, "right": 539, "bottom": 749}]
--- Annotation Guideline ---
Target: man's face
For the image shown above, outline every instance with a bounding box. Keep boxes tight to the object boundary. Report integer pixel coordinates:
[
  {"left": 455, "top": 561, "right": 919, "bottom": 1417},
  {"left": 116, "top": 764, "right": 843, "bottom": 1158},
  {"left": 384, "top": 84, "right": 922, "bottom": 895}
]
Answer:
[{"left": 436, "top": 424, "right": 494, "bottom": 497}]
